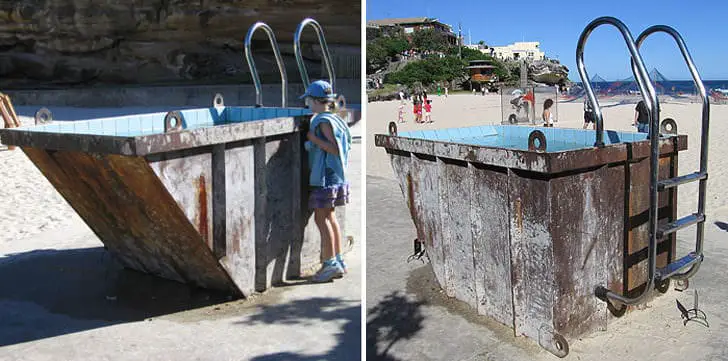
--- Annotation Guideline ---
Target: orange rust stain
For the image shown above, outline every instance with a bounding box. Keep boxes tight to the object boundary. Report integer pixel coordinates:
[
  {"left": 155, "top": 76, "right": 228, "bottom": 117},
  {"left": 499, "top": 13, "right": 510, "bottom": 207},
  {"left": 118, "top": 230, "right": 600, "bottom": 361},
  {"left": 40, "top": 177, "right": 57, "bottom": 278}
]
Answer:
[
  {"left": 515, "top": 198, "right": 523, "bottom": 231},
  {"left": 197, "top": 175, "right": 209, "bottom": 247}
]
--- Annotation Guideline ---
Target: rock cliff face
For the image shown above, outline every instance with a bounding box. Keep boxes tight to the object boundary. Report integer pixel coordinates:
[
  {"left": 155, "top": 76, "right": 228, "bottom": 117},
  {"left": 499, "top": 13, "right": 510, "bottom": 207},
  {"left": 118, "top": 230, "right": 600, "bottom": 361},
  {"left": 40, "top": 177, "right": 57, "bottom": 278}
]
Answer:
[
  {"left": 0, "top": 1, "right": 360, "bottom": 88},
  {"left": 527, "top": 59, "right": 569, "bottom": 86}
]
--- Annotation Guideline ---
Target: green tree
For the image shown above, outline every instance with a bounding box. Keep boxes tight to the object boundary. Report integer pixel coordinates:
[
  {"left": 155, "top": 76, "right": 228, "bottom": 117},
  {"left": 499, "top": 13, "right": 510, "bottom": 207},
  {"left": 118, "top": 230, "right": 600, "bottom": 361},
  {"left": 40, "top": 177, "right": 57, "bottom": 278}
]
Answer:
[
  {"left": 411, "top": 28, "right": 448, "bottom": 52},
  {"left": 386, "top": 56, "right": 466, "bottom": 86}
]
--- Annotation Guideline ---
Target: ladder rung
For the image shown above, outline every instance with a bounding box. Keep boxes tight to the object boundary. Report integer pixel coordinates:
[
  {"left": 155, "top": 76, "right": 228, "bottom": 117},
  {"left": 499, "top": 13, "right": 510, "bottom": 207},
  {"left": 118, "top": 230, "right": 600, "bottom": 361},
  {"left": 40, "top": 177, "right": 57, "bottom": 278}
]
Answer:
[
  {"left": 656, "top": 252, "right": 701, "bottom": 280},
  {"left": 657, "top": 213, "right": 705, "bottom": 238},
  {"left": 658, "top": 172, "right": 707, "bottom": 191}
]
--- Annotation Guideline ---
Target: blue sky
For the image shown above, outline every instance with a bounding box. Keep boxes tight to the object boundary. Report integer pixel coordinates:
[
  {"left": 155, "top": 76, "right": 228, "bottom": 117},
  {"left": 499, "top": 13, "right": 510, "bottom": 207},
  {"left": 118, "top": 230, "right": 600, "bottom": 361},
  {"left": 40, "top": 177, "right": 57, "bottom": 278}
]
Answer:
[{"left": 367, "top": 0, "right": 728, "bottom": 80}]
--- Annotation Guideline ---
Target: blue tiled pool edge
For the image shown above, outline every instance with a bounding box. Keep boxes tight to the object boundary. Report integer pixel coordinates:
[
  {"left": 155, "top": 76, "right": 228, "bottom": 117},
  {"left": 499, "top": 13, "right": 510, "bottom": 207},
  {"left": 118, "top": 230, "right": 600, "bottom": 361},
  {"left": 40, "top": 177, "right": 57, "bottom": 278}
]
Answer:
[{"left": 398, "top": 125, "right": 650, "bottom": 153}]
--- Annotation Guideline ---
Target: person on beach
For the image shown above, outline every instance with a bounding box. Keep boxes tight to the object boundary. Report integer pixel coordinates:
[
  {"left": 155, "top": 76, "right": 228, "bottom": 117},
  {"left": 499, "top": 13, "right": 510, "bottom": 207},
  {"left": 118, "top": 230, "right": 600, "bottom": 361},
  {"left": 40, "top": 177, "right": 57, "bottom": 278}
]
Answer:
[
  {"left": 424, "top": 99, "right": 432, "bottom": 123},
  {"left": 583, "top": 97, "right": 595, "bottom": 129},
  {"left": 542, "top": 98, "right": 555, "bottom": 127},
  {"left": 397, "top": 98, "right": 406, "bottom": 123},
  {"left": 413, "top": 98, "right": 422, "bottom": 123},
  {"left": 634, "top": 100, "right": 649, "bottom": 133},
  {"left": 301, "top": 80, "right": 352, "bottom": 282}
]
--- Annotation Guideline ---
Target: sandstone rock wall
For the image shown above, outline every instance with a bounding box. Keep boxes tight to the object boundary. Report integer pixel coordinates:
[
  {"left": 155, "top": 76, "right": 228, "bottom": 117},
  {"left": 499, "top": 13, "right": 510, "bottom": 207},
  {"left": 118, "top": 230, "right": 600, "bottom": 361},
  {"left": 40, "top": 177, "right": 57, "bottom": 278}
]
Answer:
[{"left": 0, "top": 0, "right": 361, "bottom": 88}]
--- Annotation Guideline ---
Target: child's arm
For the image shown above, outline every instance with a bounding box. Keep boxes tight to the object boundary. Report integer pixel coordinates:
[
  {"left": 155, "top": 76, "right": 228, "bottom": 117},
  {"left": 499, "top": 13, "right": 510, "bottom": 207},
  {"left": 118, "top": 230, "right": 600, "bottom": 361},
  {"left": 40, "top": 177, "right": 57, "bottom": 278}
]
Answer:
[{"left": 307, "top": 122, "right": 339, "bottom": 155}]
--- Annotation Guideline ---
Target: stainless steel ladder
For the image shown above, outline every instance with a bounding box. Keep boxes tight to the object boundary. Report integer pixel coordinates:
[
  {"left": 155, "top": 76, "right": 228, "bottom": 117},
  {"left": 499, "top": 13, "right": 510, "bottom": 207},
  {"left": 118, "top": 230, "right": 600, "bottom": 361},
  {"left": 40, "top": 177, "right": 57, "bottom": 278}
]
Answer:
[
  {"left": 633, "top": 25, "right": 709, "bottom": 286},
  {"left": 244, "top": 22, "right": 288, "bottom": 107},
  {"left": 577, "top": 17, "right": 709, "bottom": 308},
  {"left": 293, "top": 18, "right": 336, "bottom": 91}
]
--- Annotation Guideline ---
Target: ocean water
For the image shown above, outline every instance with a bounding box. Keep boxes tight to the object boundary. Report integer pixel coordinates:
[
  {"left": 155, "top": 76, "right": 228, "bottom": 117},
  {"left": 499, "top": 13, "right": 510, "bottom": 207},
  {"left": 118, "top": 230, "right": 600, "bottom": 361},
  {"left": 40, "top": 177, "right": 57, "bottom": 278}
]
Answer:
[{"left": 573, "top": 80, "right": 728, "bottom": 95}]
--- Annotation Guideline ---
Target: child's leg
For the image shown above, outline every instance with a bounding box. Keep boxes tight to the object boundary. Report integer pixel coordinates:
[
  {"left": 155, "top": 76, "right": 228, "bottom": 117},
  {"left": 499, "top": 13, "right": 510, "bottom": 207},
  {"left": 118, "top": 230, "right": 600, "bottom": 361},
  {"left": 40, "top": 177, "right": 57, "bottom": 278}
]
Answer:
[
  {"left": 327, "top": 209, "right": 342, "bottom": 258},
  {"left": 314, "top": 208, "right": 336, "bottom": 262}
]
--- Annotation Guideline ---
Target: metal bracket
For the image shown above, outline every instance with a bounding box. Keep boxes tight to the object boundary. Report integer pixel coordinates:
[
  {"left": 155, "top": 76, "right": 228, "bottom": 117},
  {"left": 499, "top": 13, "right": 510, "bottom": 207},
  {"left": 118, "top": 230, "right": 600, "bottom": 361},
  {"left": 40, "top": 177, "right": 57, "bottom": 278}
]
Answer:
[
  {"left": 388, "top": 121, "right": 398, "bottom": 136},
  {"left": 164, "top": 111, "right": 183, "bottom": 133},
  {"left": 538, "top": 325, "right": 569, "bottom": 358},
  {"left": 676, "top": 290, "right": 709, "bottom": 327},
  {"left": 528, "top": 130, "right": 547, "bottom": 152},
  {"left": 406, "top": 238, "right": 427, "bottom": 264},
  {"left": 660, "top": 118, "right": 677, "bottom": 135},
  {"left": 213, "top": 93, "right": 225, "bottom": 108},
  {"left": 34, "top": 107, "right": 52, "bottom": 125}
]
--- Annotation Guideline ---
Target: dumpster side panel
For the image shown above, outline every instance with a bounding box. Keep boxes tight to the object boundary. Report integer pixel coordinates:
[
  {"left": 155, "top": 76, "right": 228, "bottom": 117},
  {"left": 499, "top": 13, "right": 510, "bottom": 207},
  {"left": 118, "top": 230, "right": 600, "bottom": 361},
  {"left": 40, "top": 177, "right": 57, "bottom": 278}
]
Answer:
[
  {"left": 470, "top": 163, "right": 513, "bottom": 327},
  {"left": 412, "top": 153, "right": 447, "bottom": 290},
  {"left": 23, "top": 148, "right": 238, "bottom": 294},
  {"left": 387, "top": 148, "right": 448, "bottom": 291},
  {"left": 261, "top": 135, "right": 299, "bottom": 289},
  {"left": 509, "top": 169, "right": 554, "bottom": 340},
  {"left": 148, "top": 150, "right": 214, "bottom": 251},
  {"left": 439, "top": 157, "right": 477, "bottom": 309},
  {"left": 218, "top": 142, "right": 256, "bottom": 296},
  {"left": 550, "top": 165, "right": 623, "bottom": 339},
  {"left": 625, "top": 153, "right": 676, "bottom": 297}
]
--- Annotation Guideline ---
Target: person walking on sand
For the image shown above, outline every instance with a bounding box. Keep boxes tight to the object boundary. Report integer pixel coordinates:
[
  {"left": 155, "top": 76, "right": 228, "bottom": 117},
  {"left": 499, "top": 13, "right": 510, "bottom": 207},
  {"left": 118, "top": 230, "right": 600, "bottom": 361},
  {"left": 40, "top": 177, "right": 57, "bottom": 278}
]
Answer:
[
  {"left": 397, "top": 98, "right": 406, "bottom": 123},
  {"left": 301, "top": 80, "right": 352, "bottom": 282},
  {"left": 634, "top": 100, "right": 650, "bottom": 133},
  {"left": 583, "top": 97, "right": 596, "bottom": 130},
  {"left": 542, "top": 99, "right": 555, "bottom": 127},
  {"left": 424, "top": 99, "right": 433, "bottom": 123},
  {"left": 412, "top": 98, "right": 422, "bottom": 123}
]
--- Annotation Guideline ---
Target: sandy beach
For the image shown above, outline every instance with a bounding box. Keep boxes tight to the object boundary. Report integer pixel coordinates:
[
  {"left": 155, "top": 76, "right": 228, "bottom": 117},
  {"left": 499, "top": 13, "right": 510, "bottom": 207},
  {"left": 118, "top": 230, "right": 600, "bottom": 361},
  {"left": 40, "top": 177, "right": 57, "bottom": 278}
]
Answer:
[{"left": 366, "top": 93, "right": 728, "bottom": 359}]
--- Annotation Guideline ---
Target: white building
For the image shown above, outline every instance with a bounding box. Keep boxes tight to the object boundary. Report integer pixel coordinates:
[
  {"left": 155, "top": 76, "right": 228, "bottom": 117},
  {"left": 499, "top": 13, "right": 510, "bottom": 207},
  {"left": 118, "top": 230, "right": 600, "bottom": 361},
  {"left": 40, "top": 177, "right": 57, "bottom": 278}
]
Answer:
[{"left": 489, "top": 42, "right": 545, "bottom": 61}]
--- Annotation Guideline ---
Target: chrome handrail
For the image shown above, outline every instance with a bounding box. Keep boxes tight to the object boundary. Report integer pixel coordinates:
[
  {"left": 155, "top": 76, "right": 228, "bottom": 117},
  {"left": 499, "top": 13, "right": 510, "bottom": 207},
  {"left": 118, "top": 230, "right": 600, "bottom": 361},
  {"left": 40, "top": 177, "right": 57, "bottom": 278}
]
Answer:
[
  {"left": 293, "top": 18, "right": 336, "bottom": 91},
  {"left": 633, "top": 25, "right": 709, "bottom": 281},
  {"left": 244, "top": 22, "right": 288, "bottom": 107},
  {"left": 577, "top": 16, "right": 659, "bottom": 307}
]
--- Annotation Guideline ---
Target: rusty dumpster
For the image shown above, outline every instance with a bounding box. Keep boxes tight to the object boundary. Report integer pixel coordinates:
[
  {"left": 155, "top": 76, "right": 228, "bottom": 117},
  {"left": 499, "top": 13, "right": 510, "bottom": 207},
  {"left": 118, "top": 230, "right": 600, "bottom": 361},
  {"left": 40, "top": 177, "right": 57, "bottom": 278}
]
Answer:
[
  {"left": 0, "top": 104, "right": 346, "bottom": 297},
  {"left": 375, "top": 124, "right": 686, "bottom": 357}
]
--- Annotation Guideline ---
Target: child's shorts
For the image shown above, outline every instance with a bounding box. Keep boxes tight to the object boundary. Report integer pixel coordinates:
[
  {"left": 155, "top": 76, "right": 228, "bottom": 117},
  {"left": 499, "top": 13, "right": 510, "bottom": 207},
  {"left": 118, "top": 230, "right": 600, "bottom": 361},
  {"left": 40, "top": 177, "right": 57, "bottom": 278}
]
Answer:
[
  {"left": 309, "top": 183, "right": 350, "bottom": 209},
  {"left": 424, "top": 111, "right": 430, "bottom": 116}
]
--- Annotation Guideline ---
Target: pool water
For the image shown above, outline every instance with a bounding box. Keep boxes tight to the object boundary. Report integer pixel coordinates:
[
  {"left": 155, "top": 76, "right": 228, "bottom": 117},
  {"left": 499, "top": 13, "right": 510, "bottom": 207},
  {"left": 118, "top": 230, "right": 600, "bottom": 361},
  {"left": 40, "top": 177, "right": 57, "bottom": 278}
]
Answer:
[
  {"left": 397, "top": 125, "right": 649, "bottom": 152},
  {"left": 14, "top": 107, "right": 313, "bottom": 137}
]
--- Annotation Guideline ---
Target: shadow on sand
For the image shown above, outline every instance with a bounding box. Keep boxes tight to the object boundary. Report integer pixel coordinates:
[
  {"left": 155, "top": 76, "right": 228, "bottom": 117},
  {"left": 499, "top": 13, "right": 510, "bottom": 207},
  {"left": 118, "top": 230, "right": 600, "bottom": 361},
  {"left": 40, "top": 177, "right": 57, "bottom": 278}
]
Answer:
[
  {"left": 240, "top": 297, "right": 361, "bottom": 361},
  {"left": 0, "top": 247, "right": 233, "bottom": 347},
  {"left": 366, "top": 291, "right": 426, "bottom": 361}
]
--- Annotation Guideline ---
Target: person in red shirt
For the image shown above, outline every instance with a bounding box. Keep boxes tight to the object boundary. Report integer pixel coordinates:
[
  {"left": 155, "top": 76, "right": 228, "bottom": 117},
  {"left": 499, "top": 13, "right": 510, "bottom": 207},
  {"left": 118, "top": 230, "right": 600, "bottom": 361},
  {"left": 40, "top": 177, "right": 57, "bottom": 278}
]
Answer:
[
  {"left": 413, "top": 99, "right": 423, "bottom": 123},
  {"left": 424, "top": 99, "right": 433, "bottom": 123}
]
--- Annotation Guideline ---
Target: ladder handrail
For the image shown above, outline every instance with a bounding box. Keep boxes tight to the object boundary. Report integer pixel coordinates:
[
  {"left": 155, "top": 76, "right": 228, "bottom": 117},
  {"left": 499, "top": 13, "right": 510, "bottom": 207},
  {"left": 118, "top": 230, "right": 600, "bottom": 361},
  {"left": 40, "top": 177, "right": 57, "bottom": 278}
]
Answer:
[
  {"left": 244, "top": 22, "right": 288, "bottom": 108},
  {"left": 577, "top": 17, "right": 659, "bottom": 307},
  {"left": 293, "top": 18, "right": 336, "bottom": 91},
  {"left": 633, "top": 25, "right": 709, "bottom": 280},
  {"left": 576, "top": 17, "right": 659, "bottom": 147}
]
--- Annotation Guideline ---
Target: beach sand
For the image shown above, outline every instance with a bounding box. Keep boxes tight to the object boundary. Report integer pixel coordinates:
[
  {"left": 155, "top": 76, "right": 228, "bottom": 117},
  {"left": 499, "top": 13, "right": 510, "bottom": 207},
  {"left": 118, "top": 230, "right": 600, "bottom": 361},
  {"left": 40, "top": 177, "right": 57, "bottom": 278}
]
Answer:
[{"left": 366, "top": 93, "right": 728, "bottom": 359}]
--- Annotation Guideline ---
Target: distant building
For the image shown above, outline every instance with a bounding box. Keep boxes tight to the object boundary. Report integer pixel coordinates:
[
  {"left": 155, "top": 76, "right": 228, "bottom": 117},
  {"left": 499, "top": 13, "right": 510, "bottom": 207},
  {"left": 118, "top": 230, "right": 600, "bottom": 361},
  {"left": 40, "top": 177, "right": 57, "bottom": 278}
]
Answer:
[
  {"left": 366, "top": 17, "right": 459, "bottom": 46},
  {"left": 490, "top": 42, "right": 545, "bottom": 61},
  {"left": 466, "top": 59, "right": 498, "bottom": 90}
]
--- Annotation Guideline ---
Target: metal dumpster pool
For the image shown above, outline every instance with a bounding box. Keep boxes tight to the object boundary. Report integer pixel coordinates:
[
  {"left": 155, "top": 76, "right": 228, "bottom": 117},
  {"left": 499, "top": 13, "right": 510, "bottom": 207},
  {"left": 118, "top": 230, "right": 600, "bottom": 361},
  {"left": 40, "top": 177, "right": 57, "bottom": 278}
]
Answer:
[
  {"left": 0, "top": 105, "right": 347, "bottom": 297},
  {"left": 375, "top": 124, "right": 686, "bottom": 356}
]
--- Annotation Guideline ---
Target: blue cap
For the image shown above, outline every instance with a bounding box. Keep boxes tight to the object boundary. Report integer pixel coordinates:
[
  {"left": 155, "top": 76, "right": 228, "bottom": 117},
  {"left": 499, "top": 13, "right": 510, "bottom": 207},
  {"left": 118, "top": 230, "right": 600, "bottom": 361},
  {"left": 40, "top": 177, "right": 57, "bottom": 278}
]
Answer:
[{"left": 300, "top": 80, "right": 336, "bottom": 100}]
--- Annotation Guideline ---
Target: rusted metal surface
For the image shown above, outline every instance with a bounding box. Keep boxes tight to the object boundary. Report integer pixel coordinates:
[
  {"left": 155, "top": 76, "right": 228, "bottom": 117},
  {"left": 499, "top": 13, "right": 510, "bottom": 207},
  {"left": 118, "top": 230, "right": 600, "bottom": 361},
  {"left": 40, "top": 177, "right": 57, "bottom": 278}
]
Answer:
[
  {"left": 23, "top": 147, "right": 240, "bottom": 295},
  {"left": 377, "top": 128, "right": 687, "bottom": 354}
]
